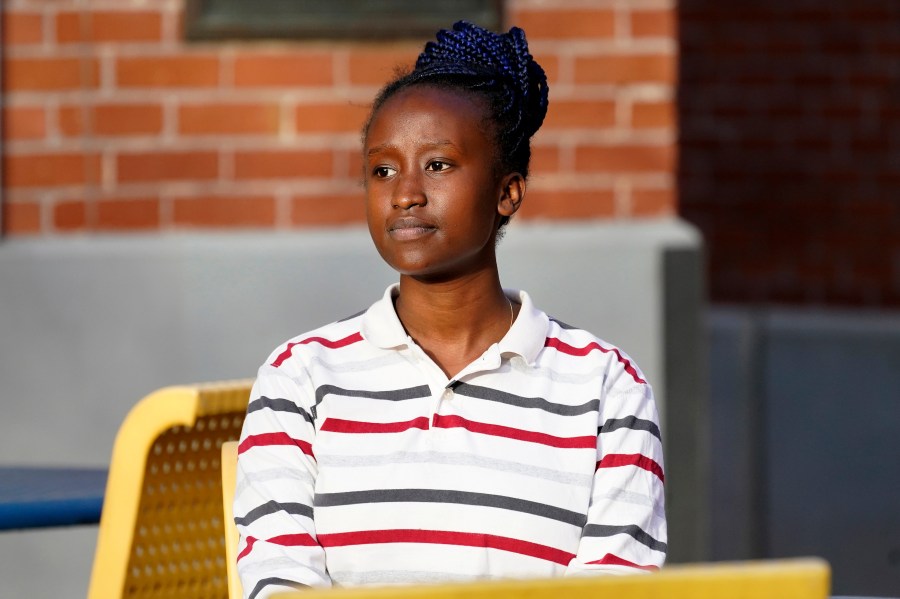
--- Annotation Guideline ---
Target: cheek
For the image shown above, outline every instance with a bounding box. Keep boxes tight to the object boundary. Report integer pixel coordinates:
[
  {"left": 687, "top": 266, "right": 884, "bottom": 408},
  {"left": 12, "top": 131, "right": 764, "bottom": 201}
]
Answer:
[
  {"left": 364, "top": 189, "right": 386, "bottom": 244},
  {"left": 364, "top": 184, "right": 385, "bottom": 219}
]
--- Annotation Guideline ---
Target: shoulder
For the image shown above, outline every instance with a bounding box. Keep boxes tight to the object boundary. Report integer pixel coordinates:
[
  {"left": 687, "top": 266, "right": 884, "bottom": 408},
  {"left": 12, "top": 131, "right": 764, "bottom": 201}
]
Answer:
[
  {"left": 262, "top": 310, "right": 368, "bottom": 374},
  {"left": 540, "top": 315, "right": 649, "bottom": 389}
]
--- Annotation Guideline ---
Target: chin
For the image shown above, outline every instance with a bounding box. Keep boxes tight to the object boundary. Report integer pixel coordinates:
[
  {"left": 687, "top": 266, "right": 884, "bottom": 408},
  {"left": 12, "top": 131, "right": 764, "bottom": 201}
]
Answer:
[
  {"left": 391, "top": 262, "right": 440, "bottom": 278},
  {"left": 375, "top": 245, "right": 436, "bottom": 275}
]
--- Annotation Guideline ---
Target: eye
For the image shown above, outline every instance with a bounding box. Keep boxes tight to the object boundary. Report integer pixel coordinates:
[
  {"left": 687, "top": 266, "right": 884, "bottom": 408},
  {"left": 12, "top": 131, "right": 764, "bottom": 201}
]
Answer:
[
  {"left": 372, "top": 165, "right": 396, "bottom": 178},
  {"left": 426, "top": 160, "right": 451, "bottom": 172}
]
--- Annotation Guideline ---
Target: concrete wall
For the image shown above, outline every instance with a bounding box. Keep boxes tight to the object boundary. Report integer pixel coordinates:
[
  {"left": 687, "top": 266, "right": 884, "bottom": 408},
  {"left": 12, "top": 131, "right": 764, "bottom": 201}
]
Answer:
[
  {"left": 708, "top": 308, "right": 900, "bottom": 596},
  {"left": 0, "top": 219, "right": 707, "bottom": 597}
]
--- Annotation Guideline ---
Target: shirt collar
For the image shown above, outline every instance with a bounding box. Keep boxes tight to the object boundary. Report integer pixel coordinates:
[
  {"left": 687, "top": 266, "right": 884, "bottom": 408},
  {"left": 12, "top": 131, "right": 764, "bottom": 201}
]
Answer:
[
  {"left": 360, "top": 284, "right": 409, "bottom": 350},
  {"left": 499, "top": 288, "right": 549, "bottom": 365},
  {"left": 360, "top": 284, "right": 550, "bottom": 366}
]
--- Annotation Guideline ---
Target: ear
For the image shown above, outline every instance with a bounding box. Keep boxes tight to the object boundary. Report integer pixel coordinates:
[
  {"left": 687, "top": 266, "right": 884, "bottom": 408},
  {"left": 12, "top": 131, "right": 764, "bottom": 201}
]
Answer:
[{"left": 497, "top": 172, "right": 525, "bottom": 219}]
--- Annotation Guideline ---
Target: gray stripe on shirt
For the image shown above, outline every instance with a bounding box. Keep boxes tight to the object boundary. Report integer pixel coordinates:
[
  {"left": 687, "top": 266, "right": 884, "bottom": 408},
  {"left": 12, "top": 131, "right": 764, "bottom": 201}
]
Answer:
[
  {"left": 235, "top": 467, "right": 314, "bottom": 498},
  {"left": 247, "top": 396, "right": 314, "bottom": 425},
  {"left": 582, "top": 523, "right": 668, "bottom": 553},
  {"left": 288, "top": 353, "right": 411, "bottom": 388},
  {"left": 596, "top": 487, "right": 667, "bottom": 520},
  {"left": 453, "top": 382, "right": 599, "bottom": 416},
  {"left": 314, "top": 384, "right": 431, "bottom": 406},
  {"left": 508, "top": 356, "right": 609, "bottom": 386},
  {"left": 330, "top": 570, "right": 500, "bottom": 586},
  {"left": 315, "top": 488, "right": 586, "bottom": 527},
  {"left": 247, "top": 577, "right": 308, "bottom": 599},
  {"left": 599, "top": 415, "right": 662, "bottom": 441},
  {"left": 316, "top": 450, "right": 593, "bottom": 488},
  {"left": 234, "top": 500, "right": 314, "bottom": 526}
]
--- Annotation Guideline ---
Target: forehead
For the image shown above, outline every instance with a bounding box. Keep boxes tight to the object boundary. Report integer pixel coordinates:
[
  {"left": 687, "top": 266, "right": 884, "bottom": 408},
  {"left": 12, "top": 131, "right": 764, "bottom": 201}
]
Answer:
[{"left": 365, "top": 85, "right": 491, "bottom": 148}]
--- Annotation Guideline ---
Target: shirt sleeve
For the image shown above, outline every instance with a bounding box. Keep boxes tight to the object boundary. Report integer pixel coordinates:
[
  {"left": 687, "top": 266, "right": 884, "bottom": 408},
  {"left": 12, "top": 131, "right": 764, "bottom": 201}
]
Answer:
[
  {"left": 234, "top": 361, "right": 332, "bottom": 599},
  {"left": 565, "top": 365, "right": 668, "bottom": 576}
]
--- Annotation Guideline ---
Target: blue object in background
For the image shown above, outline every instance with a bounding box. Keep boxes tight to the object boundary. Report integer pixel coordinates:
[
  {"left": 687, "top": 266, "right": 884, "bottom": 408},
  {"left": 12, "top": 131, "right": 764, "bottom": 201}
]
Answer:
[{"left": 0, "top": 467, "right": 107, "bottom": 530}]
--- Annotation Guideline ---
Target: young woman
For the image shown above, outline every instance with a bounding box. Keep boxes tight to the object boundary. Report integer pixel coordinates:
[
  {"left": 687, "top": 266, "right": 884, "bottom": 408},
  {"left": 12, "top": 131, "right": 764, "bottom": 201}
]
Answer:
[{"left": 234, "top": 21, "right": 667, "bottom": 599}]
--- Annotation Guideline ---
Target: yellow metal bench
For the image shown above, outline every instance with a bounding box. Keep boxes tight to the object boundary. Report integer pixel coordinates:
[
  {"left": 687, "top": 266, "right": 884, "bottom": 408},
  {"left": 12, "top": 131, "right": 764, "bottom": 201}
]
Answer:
[
  {"left": 273, "top": 558, "right": 830, "bottom": 599},
  {"left": 87, "top": 380, "right": 253, "bottom": 599}
]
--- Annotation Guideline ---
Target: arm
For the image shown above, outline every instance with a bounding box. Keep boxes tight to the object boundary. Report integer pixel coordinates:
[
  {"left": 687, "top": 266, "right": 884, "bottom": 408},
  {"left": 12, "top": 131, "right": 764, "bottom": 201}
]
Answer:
[
  {"left": 234, "top": 363, "right": 331, "bottom": 599},
  {"left": 566, "top": 370, "right": 667, "bottom": 575}
]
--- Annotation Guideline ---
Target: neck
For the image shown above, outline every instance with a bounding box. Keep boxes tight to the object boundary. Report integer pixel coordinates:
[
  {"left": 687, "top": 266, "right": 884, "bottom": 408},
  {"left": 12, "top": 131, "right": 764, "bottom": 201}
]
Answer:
[{"left": 394, "top": 268, "right": 516, "bottom": 376}]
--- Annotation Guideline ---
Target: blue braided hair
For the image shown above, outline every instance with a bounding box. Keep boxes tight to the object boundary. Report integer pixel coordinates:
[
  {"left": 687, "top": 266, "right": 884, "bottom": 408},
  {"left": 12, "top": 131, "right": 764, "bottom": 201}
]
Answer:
[{"left": 365, "top": 21, "right": 550, "bottom": 227}]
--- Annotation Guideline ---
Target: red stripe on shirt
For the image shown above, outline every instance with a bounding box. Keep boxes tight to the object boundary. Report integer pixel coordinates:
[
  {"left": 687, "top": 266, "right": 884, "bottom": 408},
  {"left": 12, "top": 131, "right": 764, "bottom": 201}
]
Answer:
[
  {"left": 586, "top": 552, "right": 660, "bottom": 571},
  {"left": 320, "top": 417, "right": 430, "bottom": 434},
  {"left": 238, "top": 432, "right": 315, "bottom": 460},
  {"left": 270, "top": 332, "right": 364, "bottom": 367},
  {"left": 237, "top": 533, "right": 319, "bottom": 562},
  {"left": 597, "top": 453, "right": 665, "bottom": 483},
  {"left": 433, "top": 414, "right": 596, "bottom": 449},
  {"left": 237, "top": 536, "right": 257, "bottom": 561},
  {"left": 544, "top": 337, "right": 647, "bottom": 385},
  {"left": 268, "top": 533, "right": 320, "bottom": 547},
  {"left": 318, "top": 529, "right": 575, "bottom": 566}
]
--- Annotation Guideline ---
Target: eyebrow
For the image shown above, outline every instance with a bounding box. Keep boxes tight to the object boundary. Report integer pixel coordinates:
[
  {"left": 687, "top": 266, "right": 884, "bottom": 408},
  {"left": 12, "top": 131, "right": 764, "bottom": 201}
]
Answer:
[{"left": 366, "top": 140, "right": 458, "bottom": 157}]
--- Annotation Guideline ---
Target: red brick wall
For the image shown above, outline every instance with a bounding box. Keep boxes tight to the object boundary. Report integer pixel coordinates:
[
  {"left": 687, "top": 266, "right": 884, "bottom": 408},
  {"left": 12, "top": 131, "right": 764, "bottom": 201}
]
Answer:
[
  {"left": 1, "top": 0, "right": 676, "bottom": 236},
  {"left": 679, "top": 1, "right": 900, "bottom": 307}
]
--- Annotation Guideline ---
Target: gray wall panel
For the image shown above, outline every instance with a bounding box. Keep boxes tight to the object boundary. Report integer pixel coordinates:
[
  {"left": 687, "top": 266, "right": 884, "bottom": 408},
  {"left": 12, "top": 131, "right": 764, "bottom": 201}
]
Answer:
[{"left": 708, "top": 308, "right": 900, "bottom": 595}]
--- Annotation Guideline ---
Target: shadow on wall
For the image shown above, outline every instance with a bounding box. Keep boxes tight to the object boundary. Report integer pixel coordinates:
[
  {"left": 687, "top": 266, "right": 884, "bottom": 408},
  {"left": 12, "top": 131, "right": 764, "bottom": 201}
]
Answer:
[
  {"left": 678, "top": 2, "right": 900, "bottom": 594},
  {"left": 677, "top": 1, "right": 900, "bottom": 307},
  {"left": 708, "top": 308, "right": 900, "bottom": 596}
]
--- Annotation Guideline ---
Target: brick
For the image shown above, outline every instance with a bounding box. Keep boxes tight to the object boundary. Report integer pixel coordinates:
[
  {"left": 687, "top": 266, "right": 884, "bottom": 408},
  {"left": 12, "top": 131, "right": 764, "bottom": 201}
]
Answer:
[
  {"left": 95, "top": 103, "right": 164, "bottom": 136},
  {"left": 54, "top": 11, "right": 81, "bottom": 43},
  {"left": 5, "top": 57, "right": 100, "bottom": 91},
  {"left": 172, "top": 195, "right": 277, "bottom": 228},
  {"left": 3, "top": 106, "right": 46, "bottom": 140},
  {"left": 4, "top": 152, "right": 100, "bottom": 188},
  {"left": 632, "top": 188, "right": 676, "bottom": 216},
  {"left": 53, "top": 200, "right": 87, "bottom": 231},
  {"left": 96, "top": 198, "right": 160, "bottom": 230},
  {"left": 57, "top": 10, "right": 162, "bottom": 44},
  {"left": 117, "top": 151, "right": 218, "bottom": 183},
  {"left": 2, "top": 201, "right": 41, "bottom": 235},
  {"left": 295, "top": 102, "right": 370, "bottom": 133},
  {"left": 59, "top": 105, "right": 86, "bottom": 137},
  {"left": 537, "top": 54, "right": 561, "bottom": 85},
  {"left": 291, "top": 194, "right": 366, "bottom": 226},
  {"left": 630, "top": 10, "right": 676, "bottom": 38},
  {"left": 234, "top": 149, "right": 334, "bottom": 180},
  {"left": 343, "top": 149, "right": 364, "bottom": 180},
  {"left": 575, "top": 144, "right": 674, "bottom": 173},
  {"left": 510, "top": 9, "right": 615, "bottom": 40},
  {"left": 520, "top": 189, "right": 616, "bottom": 220},
  {"left": 575, "top": 54, "right": 675, "bottom": 85},
  {"left": 116, "top": 55, "right": 219, "bottom": 88},
  {"left": 528, "top": 145, "right": 560, "bottom": 176},
  {"left": 179, "top": 103, "right": 280, "bottom": 135},
  {"left": 61, "top": 103, "right": 163, "bottom": 137},
  {"left": 347, "top": 47, "right": 420, "bottom": 85},
  {"left": 543, "top": 100, "right": 616, "bottom": 129},
  {"left": 631, "top": 100, "right": 675, "bottom": 129},
  {"left": 3, "top": 11, "right": 43, "bottom": 45},
  {"left": 234, "top": 52, "right": 333, "bottom": 87}
]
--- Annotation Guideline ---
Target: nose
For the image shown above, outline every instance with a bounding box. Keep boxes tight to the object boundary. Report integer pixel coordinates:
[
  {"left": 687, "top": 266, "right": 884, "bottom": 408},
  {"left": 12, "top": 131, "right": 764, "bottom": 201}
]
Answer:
[{"left": 392, "top": 170, "right": 426, "bottom": 209}]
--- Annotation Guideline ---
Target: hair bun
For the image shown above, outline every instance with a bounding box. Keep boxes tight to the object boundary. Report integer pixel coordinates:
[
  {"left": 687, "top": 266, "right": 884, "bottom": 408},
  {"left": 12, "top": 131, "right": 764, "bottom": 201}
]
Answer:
[{"left": 414, "top": 21, "right": 549, "bottom": 141}]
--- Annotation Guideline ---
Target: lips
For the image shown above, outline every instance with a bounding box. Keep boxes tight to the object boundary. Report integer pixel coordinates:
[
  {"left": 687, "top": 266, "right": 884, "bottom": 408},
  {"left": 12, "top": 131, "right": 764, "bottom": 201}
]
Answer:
[{"left": 388, "top": 216, "right": 437, "bottom": 240}]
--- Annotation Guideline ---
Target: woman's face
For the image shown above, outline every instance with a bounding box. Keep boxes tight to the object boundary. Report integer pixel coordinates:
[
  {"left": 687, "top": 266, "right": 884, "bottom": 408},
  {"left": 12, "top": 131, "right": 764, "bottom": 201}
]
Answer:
[{"left": 364, "top": 85, "right": 519, "bottom": 280}]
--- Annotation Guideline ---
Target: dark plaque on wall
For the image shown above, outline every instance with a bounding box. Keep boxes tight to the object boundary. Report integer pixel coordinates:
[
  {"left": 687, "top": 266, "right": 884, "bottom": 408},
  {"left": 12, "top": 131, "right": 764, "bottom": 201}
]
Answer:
[{"left": 185, "top": 0, "right": 503, "bottom": 40}]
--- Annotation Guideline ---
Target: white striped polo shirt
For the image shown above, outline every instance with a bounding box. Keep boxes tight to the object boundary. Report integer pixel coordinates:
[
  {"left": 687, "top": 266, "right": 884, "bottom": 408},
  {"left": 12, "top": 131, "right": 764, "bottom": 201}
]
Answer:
[{"left": 234, "top": 285, "right": 667, "bottom": 599}]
